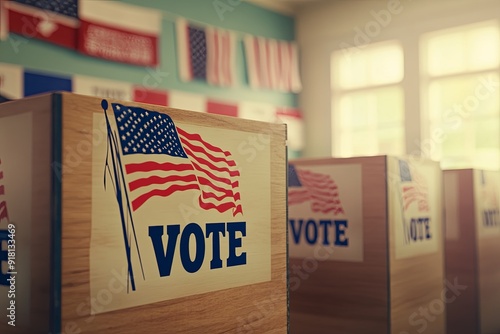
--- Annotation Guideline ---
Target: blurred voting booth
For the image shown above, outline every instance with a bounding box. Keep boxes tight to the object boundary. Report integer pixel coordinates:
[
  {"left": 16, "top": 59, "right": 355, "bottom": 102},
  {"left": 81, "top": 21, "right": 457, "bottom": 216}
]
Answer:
[{"left": 0, "top": 93, "right": 287, "bottom": 333}]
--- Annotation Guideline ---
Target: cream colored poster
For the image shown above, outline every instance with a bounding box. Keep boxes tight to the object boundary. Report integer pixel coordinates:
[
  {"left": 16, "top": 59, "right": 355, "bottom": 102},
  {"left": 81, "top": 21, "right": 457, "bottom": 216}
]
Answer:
[
  {"left": 90, "top": 102, "right": 271, "bottom": 314},
  {"left": 473, "top": 170, "right": 500, "bottom": 238},
  {"left": 288, "top": 163, "right": 363, "bottom": 262},
  {"left": 388, "top": 157, "right": 441, "bottom": 259},
  {"left": 0, "top": 113, "right": 32, "bottom": 327}
]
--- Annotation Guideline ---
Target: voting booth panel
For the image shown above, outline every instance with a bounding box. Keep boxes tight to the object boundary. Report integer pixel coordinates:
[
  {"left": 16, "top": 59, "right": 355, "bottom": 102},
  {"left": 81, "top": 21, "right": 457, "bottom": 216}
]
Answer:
[
  {"left": 0, "top": 93, "right": 288, "bottom": 333},
  {"left": 288, "top": 156, "right": 445, "bottom": 334},
  {"left": 444, "top": 169, "right": 500, "bottom": 334}
]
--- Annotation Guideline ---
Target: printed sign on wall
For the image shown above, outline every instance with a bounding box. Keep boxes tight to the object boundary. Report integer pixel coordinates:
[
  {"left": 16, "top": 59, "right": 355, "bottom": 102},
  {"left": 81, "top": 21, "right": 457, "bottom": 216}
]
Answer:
[
  {"left": 0, "top": 112, "right": 33, "bottom": 327},
  {"left": 90, "top": 101, "right": 271, "bottom": 313},
  {"left": 388, "top": 157, "right": 440, "bottom": 259},
  {"left": 474, "top": 170, "right": 500, "bottom": 238},
  {"left": 78, "top": 0, "right": 161, "bottom": 66},
  {"left": 288, "top": 163, "right": 363, "bottom": 262}
]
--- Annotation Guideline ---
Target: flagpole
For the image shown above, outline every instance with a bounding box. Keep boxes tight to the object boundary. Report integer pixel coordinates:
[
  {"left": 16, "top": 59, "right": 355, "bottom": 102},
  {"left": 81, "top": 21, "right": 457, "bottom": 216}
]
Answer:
[
  {"left": 102, "top": 100, "right": 136, "bottom": 292},
  {"left": 114, "top": 128, "right": 146, "bottom": 281}
]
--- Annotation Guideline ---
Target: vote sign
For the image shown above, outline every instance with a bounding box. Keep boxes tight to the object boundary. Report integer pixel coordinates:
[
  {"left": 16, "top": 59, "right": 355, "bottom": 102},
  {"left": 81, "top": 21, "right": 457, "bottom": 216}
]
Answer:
[
  {"left": 90, "top": 100, "right": 272, "bottom": 313},
  {"left": 288, "top": 163, "right": 363, "bottom": 262},
  {"left": 388, "top": 157, "right": 441, "bottom": 259}
]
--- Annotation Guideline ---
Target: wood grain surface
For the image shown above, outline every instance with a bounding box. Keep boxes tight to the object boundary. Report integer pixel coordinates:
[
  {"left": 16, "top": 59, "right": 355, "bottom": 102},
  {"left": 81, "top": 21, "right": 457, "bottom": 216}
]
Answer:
[{"left": 444, "top": 170, "right": 479, "bottom": 334}]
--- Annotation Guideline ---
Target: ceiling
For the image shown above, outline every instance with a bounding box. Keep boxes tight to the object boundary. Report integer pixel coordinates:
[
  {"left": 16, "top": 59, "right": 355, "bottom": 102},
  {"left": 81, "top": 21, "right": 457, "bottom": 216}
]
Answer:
[{"left": 245, "top": 0, "right": 323, "bottom": 15}]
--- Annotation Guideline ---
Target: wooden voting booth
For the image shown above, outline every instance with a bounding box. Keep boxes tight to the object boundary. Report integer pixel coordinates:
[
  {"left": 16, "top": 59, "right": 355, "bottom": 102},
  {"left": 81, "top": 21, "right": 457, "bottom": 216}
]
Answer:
[
  {"left": 288, "top": 155, "right": 445, "bottom": 334},
  {"left": 0, "top": 92, "right": 287, "bottom": 333},
  {"left": 444, "top": 169, "right": 500, "bottom": 334}
]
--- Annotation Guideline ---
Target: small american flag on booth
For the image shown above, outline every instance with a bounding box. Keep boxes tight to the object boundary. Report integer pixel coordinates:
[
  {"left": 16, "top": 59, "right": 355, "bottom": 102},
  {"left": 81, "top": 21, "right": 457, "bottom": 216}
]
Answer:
[
  {"left": 111, "top": 103, "right": 242, "bottom": 216},
  {"left": 399, "top": 160, "right": 429, "bottom": 212},
  {"left": 288, "top": 164, "right": 344, "bottom": 215},
  {"left": 0, "top": 159, "right": 9, "bottom": 223}
]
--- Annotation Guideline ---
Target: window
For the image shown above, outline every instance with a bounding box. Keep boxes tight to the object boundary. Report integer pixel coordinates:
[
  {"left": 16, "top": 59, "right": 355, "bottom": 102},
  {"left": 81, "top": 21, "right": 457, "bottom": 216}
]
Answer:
[
  {"left": 331, "top": 41, "right": 405, "bottom": 157},
  {"left": 421, "top": 21, "right": 500, "bottom": 169}
]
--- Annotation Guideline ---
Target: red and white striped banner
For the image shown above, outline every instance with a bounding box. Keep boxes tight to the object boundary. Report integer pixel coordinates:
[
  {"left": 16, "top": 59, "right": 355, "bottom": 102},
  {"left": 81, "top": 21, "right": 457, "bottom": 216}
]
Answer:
[
  {"left": 78, "top": 0, "right": 161, "bottom": 67},
  {"left": 244, "top": 36, "right": 302, "bottom": 93},
  {"left": 177, "top": 19, "right": 237, "bottom": 86}
]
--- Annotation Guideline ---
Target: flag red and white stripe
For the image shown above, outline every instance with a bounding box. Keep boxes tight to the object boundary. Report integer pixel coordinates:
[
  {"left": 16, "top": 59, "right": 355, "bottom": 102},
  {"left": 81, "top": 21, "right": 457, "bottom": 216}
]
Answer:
[
  {"left": 206, "top": 26, "right": 236, "bottom": 86},
  {"left": 177, "top": 127, "right": 242, "bottom": 216},
  {"left": 0, "top": 159, "right": 9, "bottom": 223},
  {"left": 111, "top": 103, "right": 242, "bottom": 216},
  {"left": 295, "top": 169, "right": 344, "bottom": 215},
  {"left": 244, "top": 35, "right": 302, "bottom": 93},
  {"left": 177, "top": 19, "right": 236, "bottom": 86},
  {"left": 78, "top": 0, "right": 160, "bottom": 66},
  {"left": 288, "top": 187, "right": 309, "bottom": 206}
]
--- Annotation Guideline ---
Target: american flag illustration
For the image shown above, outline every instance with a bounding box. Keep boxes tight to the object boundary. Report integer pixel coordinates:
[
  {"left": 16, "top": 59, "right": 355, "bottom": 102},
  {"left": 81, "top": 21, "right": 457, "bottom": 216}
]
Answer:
[
  {"left": 102, "top": 101, "right": 243, "bottom": 292},
  {"left": 399, "top": 160, "right": 429, "bottom": 212},
  {"left": 0, "top": 159, "right": 9, "bottom": 223},
  {"left": 288, "top": 164, "right": 345, "bottom": 215},
  {"left": 177, "top": 19, "right": 236, "bottom": 86},
  {"left": 112, "top": 103, "right": 242, "bottom": 216}
]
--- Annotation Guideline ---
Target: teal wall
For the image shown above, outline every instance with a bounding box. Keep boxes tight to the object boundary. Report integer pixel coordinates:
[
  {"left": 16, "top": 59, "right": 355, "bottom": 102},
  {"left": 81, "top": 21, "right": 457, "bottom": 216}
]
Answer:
[{"left": 0, "top": 0, "right": 297, "bottom": 108}]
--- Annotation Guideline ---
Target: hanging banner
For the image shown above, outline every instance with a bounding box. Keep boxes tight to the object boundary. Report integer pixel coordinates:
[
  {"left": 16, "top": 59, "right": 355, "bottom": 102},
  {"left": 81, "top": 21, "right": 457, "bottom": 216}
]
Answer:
[
  {"left": 73, "top": 75, "right": 133, "bottom": 101},
  {"left": 207, "top": 99, "right": 238, "bottom": 117},
  {"left": 238, "top": 101, "right": 276, "bottom": 123},
  {"left": 0, "top": 63, "right": 23, "bottom": 99},
  {"left": 244, "top": 35, "right": 302, "bottom": 92},
  {"left": 168, "top": 90, "right": 206, "bottom": 113},
  {"left": 5, "top": 0, "right": 79, "bottom": 49},
  {"left": 133, "top": 87, "right": 168, "bottom": 106},
  {"left": 23, "top": 70, "right": 72, "bottom": 97},
  {"left": 78, "top": 0, "right": 160, "bottom": 67}
]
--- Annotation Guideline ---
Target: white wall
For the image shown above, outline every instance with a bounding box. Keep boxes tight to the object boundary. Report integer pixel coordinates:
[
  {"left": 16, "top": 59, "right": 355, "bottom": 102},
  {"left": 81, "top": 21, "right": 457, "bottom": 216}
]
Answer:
[{"left": 297, "top": 0, "right": 500, "bottom": 157}]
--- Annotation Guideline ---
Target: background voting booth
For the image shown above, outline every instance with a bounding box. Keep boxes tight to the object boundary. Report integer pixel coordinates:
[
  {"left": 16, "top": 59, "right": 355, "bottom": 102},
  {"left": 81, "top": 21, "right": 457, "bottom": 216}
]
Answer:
[
  {"left": 444, "top": 169, "right": 500, "bottom": 334},
  {"left": 288, "top": 155, "right": 445, "bottom": 334},
  {"left": 0, "top": 93, "right": 287, "bottom": 333}
]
